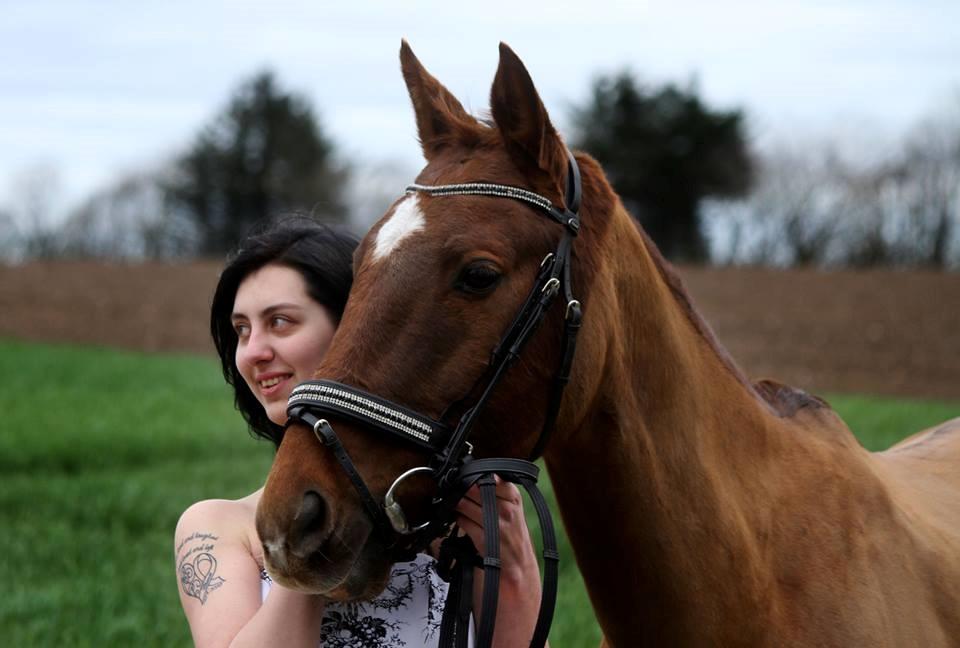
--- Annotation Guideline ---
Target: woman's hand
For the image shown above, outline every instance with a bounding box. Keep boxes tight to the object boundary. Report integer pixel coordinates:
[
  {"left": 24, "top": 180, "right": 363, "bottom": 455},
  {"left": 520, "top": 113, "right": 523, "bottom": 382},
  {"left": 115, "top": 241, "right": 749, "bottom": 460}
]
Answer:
[{"left": 454, "top": 476, "right": 546, "bottom": 647}]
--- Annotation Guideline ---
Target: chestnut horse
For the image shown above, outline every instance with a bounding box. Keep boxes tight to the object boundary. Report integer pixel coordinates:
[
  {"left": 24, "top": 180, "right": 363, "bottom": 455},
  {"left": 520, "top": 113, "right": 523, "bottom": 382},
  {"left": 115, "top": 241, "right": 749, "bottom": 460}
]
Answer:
[{"left": 257, "top": 43, "right": 960, "bottom": 646}]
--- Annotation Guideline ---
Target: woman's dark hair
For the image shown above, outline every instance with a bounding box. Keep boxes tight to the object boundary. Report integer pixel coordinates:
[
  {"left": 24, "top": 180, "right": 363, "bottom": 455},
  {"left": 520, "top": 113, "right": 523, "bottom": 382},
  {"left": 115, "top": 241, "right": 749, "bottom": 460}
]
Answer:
[{"left": 210, "top": 217, "right": 360, "bottom": 448}]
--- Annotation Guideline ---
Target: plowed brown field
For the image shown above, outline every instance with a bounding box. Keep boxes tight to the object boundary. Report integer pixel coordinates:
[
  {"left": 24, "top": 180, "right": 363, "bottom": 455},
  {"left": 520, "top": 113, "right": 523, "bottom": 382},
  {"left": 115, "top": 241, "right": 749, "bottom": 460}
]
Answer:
[{"left": 2, "top": 261, "right": 958, "bottom": 399}]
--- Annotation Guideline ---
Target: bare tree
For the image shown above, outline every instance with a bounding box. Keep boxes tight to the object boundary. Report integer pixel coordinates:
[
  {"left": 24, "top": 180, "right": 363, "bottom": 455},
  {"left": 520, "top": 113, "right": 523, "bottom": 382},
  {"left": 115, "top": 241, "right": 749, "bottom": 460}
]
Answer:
[
  {"left": 60, "top": 167, "right": 197, "bottom": 260},
  {"left": 705, "top": 147, "right": 843, "bottom": 266},
  {"left": 6, "top": 163, "right": 64, "bottom": 259},
  {"left": 707, "top": 102, "right": 960, "bottom": 270},
  {"left": 838, "top": 165, "right": 899, "bottom": 267},
  {"left": 899, "top": 101, "right": 960, "bottom": 268},
  {"left": 0, "top": 207, "right": 18, "bottom": 262}
]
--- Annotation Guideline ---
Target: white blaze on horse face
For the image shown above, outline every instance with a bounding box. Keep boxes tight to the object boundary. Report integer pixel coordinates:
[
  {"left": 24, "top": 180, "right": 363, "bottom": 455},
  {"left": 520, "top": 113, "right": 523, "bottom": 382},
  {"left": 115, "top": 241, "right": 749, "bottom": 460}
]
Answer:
[{"left": 372, "top": 195, "right": 426, "bottom": 262}]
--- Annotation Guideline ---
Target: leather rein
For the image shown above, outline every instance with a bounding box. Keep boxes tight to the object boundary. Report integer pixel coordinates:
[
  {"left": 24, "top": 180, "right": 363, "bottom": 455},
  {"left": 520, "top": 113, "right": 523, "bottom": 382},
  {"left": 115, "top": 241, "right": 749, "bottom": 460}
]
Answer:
[{"left": 285, "top": 151, "right": 583, "bottom": 648}]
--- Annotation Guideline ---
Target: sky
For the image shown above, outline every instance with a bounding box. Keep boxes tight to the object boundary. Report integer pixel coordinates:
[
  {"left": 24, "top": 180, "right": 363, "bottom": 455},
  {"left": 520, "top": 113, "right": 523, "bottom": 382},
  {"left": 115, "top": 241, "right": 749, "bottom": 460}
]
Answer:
[{"left": 2, "top": 0, "right": 958, "bottom": 223}]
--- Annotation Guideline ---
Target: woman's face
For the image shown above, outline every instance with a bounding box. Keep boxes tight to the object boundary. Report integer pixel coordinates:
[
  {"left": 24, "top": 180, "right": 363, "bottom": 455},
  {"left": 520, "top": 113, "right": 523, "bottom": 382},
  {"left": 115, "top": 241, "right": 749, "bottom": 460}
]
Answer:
[{"left": 232, "top": 263, "right": 337, "bottom": 426}]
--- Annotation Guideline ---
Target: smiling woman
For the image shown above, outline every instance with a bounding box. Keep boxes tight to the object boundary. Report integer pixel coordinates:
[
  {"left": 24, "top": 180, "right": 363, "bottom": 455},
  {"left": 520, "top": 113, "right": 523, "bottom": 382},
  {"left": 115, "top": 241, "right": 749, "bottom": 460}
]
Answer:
[
  {"left": 207, "top": 219, "right": 358, "bottom": 448},
  {"left": 175, "top": 217, "right": 547, "bottom": 647},
  {"left": 230, "top": 265, "right": 337, "bottom": 426}
]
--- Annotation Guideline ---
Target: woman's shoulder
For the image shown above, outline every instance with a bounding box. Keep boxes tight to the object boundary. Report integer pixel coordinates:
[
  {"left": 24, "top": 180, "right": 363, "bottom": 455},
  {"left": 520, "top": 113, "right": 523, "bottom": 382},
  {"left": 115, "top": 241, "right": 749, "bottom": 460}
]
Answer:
[{"left": 175, "top": 488, "right": 263, "bottom": 558}]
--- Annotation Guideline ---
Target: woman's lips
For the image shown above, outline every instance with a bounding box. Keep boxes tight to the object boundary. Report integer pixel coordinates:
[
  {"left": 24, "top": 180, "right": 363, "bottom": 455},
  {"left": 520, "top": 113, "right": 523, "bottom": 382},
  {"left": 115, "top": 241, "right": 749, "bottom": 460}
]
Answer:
[{"left": 257, "top": 373, "right": 293, "bottom": 398}]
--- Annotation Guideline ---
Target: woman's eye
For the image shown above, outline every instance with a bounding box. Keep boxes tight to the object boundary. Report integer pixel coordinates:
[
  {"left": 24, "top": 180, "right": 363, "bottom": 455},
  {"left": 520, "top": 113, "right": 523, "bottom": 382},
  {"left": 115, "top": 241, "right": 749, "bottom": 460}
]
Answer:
[
  {"left": 234, "top": 323, "right": 250, "bottom": 338},
  {"left": 270, "top": 315, "right": 291, "bottom": 329},
  {"left": 455, "top": 262, "right": 502, "bottom": 295}
]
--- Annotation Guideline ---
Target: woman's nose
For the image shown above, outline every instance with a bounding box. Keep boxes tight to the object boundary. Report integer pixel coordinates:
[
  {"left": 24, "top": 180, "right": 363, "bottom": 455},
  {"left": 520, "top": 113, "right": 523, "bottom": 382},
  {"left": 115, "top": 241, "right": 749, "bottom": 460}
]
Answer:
[{"left": 240, "top": 330, "right": 274, "bottom": 365}]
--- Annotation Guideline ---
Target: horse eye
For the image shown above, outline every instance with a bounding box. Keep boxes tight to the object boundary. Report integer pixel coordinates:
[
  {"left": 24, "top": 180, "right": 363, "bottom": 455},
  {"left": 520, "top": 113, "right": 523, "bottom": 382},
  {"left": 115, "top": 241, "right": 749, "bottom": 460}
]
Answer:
[{"left": 455, "top": 262, "right": 502, "bottom": 295}]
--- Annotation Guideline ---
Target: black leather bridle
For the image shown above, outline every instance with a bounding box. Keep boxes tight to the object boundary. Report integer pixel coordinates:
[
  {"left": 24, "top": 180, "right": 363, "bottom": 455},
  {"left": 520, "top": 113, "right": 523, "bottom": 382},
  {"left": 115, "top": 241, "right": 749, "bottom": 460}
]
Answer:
[{"left": 285, "top": 151, "right": 583, "bottom": 648}]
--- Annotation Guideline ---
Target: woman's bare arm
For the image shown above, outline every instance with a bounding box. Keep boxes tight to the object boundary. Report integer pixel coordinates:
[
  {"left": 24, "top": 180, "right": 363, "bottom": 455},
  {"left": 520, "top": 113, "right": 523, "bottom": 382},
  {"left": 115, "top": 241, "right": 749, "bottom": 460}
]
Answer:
[{"left": 175, "top": 499, "right": 326, "bottom": 648}]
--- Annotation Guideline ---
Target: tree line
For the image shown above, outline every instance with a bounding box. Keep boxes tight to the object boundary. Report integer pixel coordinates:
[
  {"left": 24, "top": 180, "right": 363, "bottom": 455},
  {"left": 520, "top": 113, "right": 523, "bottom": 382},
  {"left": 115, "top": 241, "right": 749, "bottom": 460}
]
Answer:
[
  {"left": 705, "top": 108, "right": 960, "bottom": 268},
  {"left": 3, "top": 71, "right": 349, "bottom": 262},
  {"left": 2, "top": 70, "right": 958, "bottom": 268}
]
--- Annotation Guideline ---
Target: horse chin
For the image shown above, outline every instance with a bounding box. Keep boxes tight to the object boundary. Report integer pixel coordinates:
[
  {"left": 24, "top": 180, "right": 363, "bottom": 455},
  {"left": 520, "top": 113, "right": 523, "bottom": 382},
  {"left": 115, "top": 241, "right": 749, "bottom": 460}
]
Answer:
[
  {"left": 324, "top": 548, "right": 395, "bottom": 601},
  {"left": 264, "top": 526, "right": 394, "bottom": 600}
]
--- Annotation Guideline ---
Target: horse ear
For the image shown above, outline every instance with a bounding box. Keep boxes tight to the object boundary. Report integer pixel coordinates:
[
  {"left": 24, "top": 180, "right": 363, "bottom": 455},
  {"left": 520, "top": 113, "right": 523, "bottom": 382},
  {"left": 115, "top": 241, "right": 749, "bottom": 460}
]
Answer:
[
  {"left": 490, "top": 43, "right": 567, "bottom": 190},
  {"left": 400, "top": 40, "right": 476, "bottom": 160}
]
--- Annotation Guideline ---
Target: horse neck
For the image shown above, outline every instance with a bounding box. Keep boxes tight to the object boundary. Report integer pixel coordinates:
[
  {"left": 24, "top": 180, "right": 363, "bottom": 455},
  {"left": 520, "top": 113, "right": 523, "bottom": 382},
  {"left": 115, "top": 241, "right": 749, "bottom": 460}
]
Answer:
[{"left": 545, "top": 205, "right": 784, "bottom": 644}]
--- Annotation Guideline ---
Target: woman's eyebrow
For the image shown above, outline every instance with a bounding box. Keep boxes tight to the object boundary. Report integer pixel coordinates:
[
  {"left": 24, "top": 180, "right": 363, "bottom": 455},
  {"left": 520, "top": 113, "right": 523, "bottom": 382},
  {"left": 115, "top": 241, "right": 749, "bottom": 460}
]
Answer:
[{"left": 231, "top": 303, "right": 303, "bottom": 321}]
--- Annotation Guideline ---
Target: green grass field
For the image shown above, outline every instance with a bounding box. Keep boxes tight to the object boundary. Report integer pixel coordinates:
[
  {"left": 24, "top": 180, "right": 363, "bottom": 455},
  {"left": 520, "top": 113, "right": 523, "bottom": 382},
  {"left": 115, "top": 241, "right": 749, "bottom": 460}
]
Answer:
[{"left": 2, "top": 339, "right": 958, "bottom": 646}]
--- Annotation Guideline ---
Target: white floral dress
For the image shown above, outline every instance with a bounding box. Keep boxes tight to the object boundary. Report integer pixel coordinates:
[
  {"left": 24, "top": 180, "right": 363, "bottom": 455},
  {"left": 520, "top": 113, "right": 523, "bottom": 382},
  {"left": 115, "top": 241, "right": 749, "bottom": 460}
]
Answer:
[{"left": 260, "top": 553, "right": 472, "bottom": 647}]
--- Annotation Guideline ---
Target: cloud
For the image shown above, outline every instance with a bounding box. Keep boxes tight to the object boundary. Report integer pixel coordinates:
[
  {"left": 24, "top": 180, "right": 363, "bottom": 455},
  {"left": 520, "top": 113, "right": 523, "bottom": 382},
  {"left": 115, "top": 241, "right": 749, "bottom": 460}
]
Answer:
[{"left": 1, "top": 0, "right": 957, "bottom": 213}]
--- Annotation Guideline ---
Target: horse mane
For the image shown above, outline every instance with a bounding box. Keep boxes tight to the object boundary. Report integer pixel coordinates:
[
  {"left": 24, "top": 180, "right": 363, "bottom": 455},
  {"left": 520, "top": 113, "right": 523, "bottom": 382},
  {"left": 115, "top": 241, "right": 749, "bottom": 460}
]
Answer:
[
  {"left": 420, "top": 114, "right": 503, "bottom": 156},
  {"left": 633, "top": 223, "right": 828, "bottom": 417}
]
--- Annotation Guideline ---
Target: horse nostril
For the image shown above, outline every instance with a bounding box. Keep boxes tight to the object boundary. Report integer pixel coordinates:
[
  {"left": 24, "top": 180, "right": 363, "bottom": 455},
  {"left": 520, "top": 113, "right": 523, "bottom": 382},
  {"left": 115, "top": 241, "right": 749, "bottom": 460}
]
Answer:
[
  {"left": 296, "top": 490, "right": 327, "bottom": 534},
  {"left": 289, "top": 490, "right": 329, "bottom": 558}
]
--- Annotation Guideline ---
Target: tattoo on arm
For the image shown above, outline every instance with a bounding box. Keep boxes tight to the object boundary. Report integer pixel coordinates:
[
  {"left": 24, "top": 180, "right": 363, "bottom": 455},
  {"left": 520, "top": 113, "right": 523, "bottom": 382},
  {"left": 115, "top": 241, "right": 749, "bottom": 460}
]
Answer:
[{"left": 176, "top": 531, "right": 227, "bottom": 605}]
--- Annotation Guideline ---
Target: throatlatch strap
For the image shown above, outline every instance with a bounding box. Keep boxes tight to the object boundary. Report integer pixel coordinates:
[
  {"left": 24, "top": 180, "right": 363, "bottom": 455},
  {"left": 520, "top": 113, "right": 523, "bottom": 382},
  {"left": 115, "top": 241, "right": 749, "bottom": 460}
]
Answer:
[{"left": 529, "top": 299, "right": 582, "bottom": 460}]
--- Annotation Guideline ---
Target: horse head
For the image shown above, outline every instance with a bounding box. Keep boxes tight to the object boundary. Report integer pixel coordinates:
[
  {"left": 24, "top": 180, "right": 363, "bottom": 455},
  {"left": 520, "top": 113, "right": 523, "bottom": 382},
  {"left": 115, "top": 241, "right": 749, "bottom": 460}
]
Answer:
[{"left": 255, "top": 42, "right": 611, "bottom": 597}]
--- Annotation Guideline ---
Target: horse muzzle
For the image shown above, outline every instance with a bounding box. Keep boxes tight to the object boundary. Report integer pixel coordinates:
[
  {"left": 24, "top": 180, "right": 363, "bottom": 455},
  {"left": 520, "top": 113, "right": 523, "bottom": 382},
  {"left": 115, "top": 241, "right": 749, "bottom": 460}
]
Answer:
[{"left": 256, "top": 484, "right": 385, "bottom": 597}]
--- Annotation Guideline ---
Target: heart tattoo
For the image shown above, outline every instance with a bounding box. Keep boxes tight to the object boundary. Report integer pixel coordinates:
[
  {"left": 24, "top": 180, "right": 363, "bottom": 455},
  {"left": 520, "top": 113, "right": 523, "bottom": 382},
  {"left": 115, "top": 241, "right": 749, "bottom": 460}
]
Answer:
[{"left": 180, "top": 552, "right": 226, "bottom": 604}]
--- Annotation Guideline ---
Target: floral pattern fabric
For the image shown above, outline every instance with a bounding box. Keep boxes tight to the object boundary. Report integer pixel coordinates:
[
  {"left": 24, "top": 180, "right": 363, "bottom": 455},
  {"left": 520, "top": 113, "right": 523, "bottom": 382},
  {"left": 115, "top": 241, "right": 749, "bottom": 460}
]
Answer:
[{"left": 260, "top": 554, "right": 458, "bottom": 647}]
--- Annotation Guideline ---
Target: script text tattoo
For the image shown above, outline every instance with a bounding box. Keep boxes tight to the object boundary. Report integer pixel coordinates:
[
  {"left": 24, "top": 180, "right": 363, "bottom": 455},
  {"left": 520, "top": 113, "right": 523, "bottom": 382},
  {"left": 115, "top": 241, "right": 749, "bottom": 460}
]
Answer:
[{"left": 177, "top": 531, "right": 226, "bottom": 605}]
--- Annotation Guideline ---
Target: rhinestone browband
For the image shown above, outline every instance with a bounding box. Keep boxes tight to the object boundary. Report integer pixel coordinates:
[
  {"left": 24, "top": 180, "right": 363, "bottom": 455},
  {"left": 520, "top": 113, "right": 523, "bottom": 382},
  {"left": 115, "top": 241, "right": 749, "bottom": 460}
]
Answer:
[
  {"left": 288, "top": 382, "right": 436, "bottom": 444},
  {"left": 406, "top": 182, "right": 553, "bottom": 210}
]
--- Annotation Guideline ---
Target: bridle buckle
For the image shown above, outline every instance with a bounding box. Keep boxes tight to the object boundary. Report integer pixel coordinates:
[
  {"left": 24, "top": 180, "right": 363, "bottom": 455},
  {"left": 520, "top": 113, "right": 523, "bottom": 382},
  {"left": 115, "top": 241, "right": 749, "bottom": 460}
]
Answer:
[
  {"left": 312, "top": 418, "right": 333, "bottom": 445},
  {"left": 541, "top": 277, "right": 560, "bottom": 298}
]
